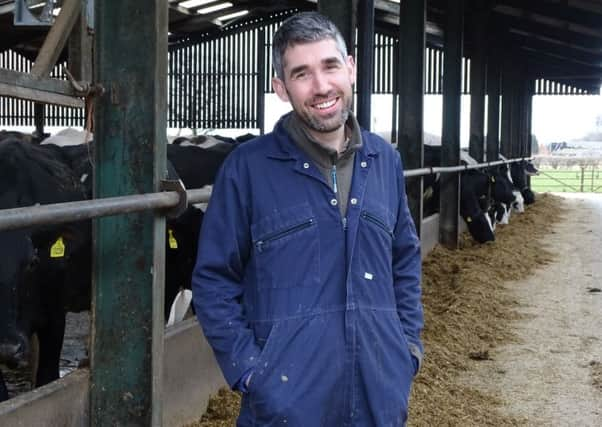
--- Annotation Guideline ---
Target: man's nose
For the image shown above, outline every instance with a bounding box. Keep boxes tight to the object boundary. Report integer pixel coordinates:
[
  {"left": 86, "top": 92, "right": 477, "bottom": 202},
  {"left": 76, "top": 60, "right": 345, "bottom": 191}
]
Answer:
[{"left": 312, "top": 71, "right": 330, "bottom": 93}]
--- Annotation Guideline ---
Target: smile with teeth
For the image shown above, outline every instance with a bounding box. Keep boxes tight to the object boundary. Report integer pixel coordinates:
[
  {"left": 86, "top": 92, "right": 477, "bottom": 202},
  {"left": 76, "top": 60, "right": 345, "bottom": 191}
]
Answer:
[{"left": 314, "top": 98, "right": 337, "bottom": 109}]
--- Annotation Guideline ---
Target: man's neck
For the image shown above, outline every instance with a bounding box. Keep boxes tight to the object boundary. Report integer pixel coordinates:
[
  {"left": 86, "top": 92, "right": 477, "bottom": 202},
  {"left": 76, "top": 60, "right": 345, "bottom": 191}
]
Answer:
[{"left": 306, "top": 126, "right": 347, "bottom": 154}]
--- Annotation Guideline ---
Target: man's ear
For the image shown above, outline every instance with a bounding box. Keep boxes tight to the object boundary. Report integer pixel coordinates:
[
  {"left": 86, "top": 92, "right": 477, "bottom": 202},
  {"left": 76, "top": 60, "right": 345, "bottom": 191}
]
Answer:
[{"left": 272, "top": 77, "right": 290, "bottom": 103}]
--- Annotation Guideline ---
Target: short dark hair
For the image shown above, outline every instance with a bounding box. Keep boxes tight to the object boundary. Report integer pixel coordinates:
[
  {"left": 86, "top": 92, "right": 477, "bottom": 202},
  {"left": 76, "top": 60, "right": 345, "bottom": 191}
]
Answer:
[{"left": 272, "top": 11, "right": 348, "bottom": 80}]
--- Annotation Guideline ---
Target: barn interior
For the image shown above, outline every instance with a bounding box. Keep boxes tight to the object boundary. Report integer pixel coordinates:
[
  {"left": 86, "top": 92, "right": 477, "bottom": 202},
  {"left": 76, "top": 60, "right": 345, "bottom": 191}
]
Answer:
[{"left": 0, "top": 1, "right": 601, "bottom": 426}]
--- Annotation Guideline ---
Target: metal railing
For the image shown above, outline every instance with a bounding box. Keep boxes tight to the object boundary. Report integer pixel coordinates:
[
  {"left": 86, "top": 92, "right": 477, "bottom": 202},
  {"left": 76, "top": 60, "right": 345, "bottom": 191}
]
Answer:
[
  {"left": 0, "top": 156, "right": 531, "bottom": 232},
  {"left": 531, "top": 167, "right": 602, "bottom": 193},
  {"left": 0, "top": 187, "right": 211, "bottom": 232},
  {"left": 403, "top": 157, "right": 529, "bottom": 178}
]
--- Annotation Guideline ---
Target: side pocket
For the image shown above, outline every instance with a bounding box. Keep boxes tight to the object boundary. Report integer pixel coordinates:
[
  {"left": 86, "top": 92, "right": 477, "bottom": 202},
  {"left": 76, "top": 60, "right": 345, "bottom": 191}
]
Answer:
[{"left": 247, "top": 322, "right": 280, "bottom": 393}]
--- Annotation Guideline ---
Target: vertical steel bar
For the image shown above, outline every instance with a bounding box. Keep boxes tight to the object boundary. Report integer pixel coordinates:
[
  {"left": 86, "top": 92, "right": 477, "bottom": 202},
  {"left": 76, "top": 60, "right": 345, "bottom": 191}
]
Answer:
[
  {"left": 318, "top": 0, "right": 357, "bottom": 57},
  {"left": 227, "top": 35, "right": 232, "bottom": 128},
  {"left": 397, "top": 0, "right": 426, "bottom": 235},
  {"left": 500, "top": 57, "right": 512, "bottom": 158},
  {"left": 357, "top": 0, "right": 374, "bottom": 129},
  {"left": 212, "top": 39, "right": 218, "bottom": 128},
  {"left": 258, "top": 28, "right": 266, "bottom": 134},
  {"left": 391, "top": 38, "right": 399, "bottom": 144},
  {"left": 220, "top": 36, "right": 226, "bottom": 128},
  {"left": 468, "top": 3, "right": 489, "bottom": 162},
  {"left": 486, "top": 44, "right": 501, "bottom": 161},
  {"left": 34, "top": 103, "right": 44, "bottom": 135},
  {"left": 244, "top": 31, "right": 249, "bottom": 127},
  {"left": 440, "top": 0, "right": 464, "bottom": 249},
  {"left": 91, "top": 0, "right": 167, "bottom": 425}
]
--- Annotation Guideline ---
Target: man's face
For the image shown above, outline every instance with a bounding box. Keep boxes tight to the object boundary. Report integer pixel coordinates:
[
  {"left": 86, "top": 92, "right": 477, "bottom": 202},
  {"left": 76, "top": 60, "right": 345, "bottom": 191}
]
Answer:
[{"left": 273, "top": 39, "right": 356, "bottom": 137}]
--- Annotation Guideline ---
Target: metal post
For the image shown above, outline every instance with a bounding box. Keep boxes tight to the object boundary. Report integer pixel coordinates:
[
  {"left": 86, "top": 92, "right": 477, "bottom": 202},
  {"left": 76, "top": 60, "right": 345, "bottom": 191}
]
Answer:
[
  {"left": 468, "top": 3, "right": 489, "bottom": 163},
  {"left": 440, "top": 0, "right": 464, "bottom": 249},
  {"left": 258, "top": 28, "right": 266, "bottom": 135},
  {"left": 486, "top": 45, "right": 500, "bottom": 161},
  {"left": 34, "top": 102, "right": 44, "bottom": 136},
  {"left": 397, "top": 0, "right": 426, "bottom": 236},
  {"left": 318, "top": 0, "right": 357, "bottom": 59},
  {"left": 356, "top": 0, "right": 374, "bottom": 130},
  {"left": 91, "top": 0, "right": 168, "bottom": 425},
  {"left": 510, "top": 71, "right": 522, "bottom": 158},
  {"left": 500, "top": 57, "right": 512, "bottom": 158},
  {"left": 391, "top": 39, "right": 399, "bottom": 144},
  {"left": 525, "top": 79, "right": 534, "bottom": 187}
]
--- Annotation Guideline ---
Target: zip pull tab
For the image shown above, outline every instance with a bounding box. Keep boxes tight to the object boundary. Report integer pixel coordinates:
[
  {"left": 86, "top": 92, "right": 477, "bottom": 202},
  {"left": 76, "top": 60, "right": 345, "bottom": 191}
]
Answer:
[
  {"left": 331, "top": 164, "right": 338, "bottom": 194},
  {"left": 342, "top": 216, "right": 348, "bottom": 230}
]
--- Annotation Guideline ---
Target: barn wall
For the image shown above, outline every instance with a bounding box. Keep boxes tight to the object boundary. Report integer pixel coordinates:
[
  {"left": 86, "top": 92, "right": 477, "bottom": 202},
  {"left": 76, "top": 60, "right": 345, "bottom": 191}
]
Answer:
[{"left": 0, "top": 319, "right": 226, "bottom": 427}]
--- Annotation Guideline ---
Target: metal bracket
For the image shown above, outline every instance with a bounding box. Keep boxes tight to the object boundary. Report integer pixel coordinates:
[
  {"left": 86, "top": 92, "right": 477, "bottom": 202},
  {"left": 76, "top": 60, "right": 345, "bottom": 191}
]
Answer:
[
  {"left": 160, "top": 179, "right": 188, "bottom": 219},
  {"left": 14, "top": 0, "right": 55, "bottom": 26},
  {"left": 64, "top": 68, "right": 105, "bottom": 98}
]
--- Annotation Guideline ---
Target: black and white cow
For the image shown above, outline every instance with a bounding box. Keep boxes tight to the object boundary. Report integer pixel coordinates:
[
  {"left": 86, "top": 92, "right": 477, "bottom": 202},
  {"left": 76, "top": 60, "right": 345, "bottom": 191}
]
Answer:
[
  {"left": 0, "top": 137, "right": 88, "bottom": 387},
  {"left": 488, "top": 164, "right": 518, "bottom": 225},
  {"left": 510, "top": 161, "right": 536, "bottom": 205},
  {"left": 421, "top": 146, "right": 499, "bottom": 242},
  {"left": 460, "top": 170, "right": 496, "bottom": 243},
  {"left": 0, "top": 133, "right": 231, "bottom": 391}
]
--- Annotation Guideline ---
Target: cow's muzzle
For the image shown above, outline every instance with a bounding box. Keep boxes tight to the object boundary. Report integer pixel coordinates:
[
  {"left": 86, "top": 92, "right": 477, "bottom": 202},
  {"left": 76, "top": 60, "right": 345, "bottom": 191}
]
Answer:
[{"left": 0, "top": 332, "right": 30, "bottom": 368}]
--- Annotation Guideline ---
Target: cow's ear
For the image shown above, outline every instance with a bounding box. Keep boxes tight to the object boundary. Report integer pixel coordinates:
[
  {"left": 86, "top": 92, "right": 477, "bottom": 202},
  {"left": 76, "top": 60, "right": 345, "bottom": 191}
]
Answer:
[{"left": 272, "top": 77, "right": 289, "bottom": 103}]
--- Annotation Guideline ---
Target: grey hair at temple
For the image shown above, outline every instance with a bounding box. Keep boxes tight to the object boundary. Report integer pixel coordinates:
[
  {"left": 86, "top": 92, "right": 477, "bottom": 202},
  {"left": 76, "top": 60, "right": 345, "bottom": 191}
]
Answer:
[{"left": 272, "top": 11, "right": 349, "bottom": 80}]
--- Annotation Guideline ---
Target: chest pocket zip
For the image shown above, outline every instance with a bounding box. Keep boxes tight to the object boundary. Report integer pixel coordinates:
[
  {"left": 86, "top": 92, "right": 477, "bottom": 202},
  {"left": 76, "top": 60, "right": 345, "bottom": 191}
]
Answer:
[
  {"left": 255, "top": 218, "right": 315, "bottom": 253},
  {"left": 361, "top": 211, "right": 393, "bottom": 237}
]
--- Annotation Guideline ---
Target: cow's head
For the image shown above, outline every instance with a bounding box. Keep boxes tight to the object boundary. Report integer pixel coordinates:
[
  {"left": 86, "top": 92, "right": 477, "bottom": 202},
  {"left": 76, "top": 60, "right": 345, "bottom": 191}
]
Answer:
[
  {"left": 490, "top": 169, "right": 516, "bottom": 209},
  {"left": 512, "top": 190, "right": 525, "bottom": 213},
  {"left": 463, "top": 213, "right": 495, "bottom": 243}
]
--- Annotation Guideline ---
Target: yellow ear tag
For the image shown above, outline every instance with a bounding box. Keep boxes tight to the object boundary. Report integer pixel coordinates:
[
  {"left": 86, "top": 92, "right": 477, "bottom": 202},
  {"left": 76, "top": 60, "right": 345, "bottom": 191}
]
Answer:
[
  {"left": 168, "top": 229, "right": 178, "bottom": 249},
  {"left": 50, "top": 237, "right": 66, "bottom": 258}
]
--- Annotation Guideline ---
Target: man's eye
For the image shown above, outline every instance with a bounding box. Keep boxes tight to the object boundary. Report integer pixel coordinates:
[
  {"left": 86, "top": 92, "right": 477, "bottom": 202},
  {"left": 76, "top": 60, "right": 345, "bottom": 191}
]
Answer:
[{"left": 293, "top": 72, "right": 307, "bottom": 80}]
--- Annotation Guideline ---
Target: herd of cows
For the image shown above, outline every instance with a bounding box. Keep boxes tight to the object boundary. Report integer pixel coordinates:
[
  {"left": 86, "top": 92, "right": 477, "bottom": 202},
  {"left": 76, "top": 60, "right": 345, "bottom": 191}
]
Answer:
[
  {"left": 0, "top": 129, "right": 537, "bottom": 403},
  {"left": 0, "top": 130, "right": 250, "bottom": 402},
  {"left": 422, "top": 144, "right": 537, "bottom": 243}
]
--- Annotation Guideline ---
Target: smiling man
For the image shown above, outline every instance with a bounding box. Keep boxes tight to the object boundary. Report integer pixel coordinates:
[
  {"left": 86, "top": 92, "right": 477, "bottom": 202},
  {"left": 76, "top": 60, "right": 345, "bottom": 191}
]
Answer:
[{"left": 192, "top": 11, "right": 424, "bottom": 426}]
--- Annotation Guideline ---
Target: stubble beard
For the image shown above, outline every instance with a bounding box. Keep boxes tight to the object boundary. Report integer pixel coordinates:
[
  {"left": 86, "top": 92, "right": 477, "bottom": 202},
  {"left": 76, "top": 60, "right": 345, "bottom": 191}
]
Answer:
[{"left": 297, "top": 92, "right": 352, "bottom": 134}]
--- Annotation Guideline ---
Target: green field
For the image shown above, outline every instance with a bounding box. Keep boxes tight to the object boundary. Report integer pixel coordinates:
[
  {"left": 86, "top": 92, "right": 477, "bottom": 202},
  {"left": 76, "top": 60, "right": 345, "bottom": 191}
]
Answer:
[{"left": 530, "top": 167, "right": 602, "bottom": 193}]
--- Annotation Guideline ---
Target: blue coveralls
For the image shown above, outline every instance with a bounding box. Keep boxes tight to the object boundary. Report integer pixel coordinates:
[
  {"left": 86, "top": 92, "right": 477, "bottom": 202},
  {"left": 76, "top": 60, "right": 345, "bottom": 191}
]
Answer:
[{"left": 192, "top": 120, "right": 423, "bottom": 426}]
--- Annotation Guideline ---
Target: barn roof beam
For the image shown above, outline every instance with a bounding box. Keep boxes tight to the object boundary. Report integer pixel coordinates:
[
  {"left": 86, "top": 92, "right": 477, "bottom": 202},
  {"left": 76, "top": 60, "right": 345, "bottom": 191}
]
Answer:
[
  {"left": 0, "top": 0, "right": 86, "bottom": 108},
  {"left": 506, "top": 31, "right": 602, "bottom": 69},
  {"left": 30, "top": 0, "right": 80, "bottom": 77},
  {"left": 493, "top": 14, "right": 602, "bottom": 50},
  {"left": 495, "top": 0, "right": 602, "bottom": 30},
  {"left": 521, "top": 47, "right": 602, "bottom": 79}
]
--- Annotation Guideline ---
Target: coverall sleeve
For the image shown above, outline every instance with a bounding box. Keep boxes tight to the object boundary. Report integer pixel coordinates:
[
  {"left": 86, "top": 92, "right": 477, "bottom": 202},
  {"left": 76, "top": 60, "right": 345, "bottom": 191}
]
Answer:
[
  {"left": 392, "top": 153, "right": 424, "bottom": 373},
  {"left": 191, "top": 155, "right": 261, "bottom": 388}
]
